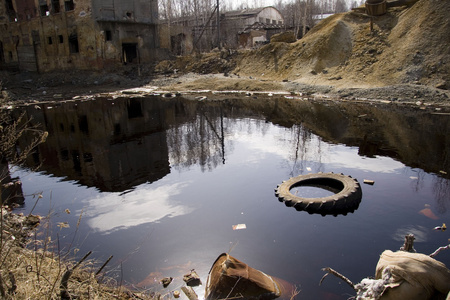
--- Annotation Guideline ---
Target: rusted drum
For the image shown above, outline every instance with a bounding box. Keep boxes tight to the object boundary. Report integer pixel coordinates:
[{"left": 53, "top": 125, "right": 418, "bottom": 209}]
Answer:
[{"left": 366, "top": 0, "right": 387, "bottom": 16}]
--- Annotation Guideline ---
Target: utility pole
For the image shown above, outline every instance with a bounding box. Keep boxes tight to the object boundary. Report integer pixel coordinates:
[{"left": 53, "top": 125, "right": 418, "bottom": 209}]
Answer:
[{"left": 216, "top": 0, "right": 221, "bottom": 49}]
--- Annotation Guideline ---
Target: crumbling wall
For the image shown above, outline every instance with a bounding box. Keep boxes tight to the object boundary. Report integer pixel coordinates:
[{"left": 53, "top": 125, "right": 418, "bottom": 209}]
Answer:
[{"left": 0, "top": 0, "right": 161, "bottom": 73}]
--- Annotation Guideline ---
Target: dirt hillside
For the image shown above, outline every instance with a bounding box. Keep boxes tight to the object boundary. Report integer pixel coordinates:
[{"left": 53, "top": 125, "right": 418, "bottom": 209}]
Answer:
[{"left": 235, "top": 0, "right": 450, "bottom": 89}]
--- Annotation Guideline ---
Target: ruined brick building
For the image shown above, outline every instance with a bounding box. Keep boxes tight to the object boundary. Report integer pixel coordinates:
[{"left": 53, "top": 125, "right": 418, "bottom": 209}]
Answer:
[{"left": 0, "top": 0, "right": 162, "bottom": 72}]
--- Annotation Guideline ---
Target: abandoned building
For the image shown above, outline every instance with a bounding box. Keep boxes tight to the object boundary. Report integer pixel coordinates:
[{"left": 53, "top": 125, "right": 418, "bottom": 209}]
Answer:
[
  {"left": 160, "top": 6, "right": 285, "bottom": 55},
  {"left": 221, "top": 6, "right": 285, "bottom": 48},
  {"left": 0, "top": 0, "right": 163, "bottom": 72}
]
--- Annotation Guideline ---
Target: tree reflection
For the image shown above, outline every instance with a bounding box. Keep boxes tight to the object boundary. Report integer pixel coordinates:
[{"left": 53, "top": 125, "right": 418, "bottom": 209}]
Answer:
[
  {"left": 9, "top": 95, "right": 450, "bottom": 208},
  {"left": 433, "top": 176, "right": 450, "bottom": 214}
]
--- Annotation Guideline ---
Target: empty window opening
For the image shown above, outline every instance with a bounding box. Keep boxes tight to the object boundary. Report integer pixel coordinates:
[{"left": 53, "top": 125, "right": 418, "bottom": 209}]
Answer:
[
  {"left": 65, "top": 0, "right": 74, "bottom": 11},
  {"left": 60, "top": 149, "right": 69, "bottom": 160},
  {"left": 58, "top": 35, "right": 63, "bottom": 43},
  {"left": 40, "top": 5, "right": 50, "bottom": 16},
  {"left": 5, "top": 0, "right": 17, "bottom": 22},
  {"left": 48, "top": 37, "right": 53, "bottom": 44},
  {"left": 78, "top": 115, "right": 89, "bottom": 134},
  {"left": 105, "top": 30, "right": 112, "bottom": 41},
  {"left": 8, "top": 51, "right": 13, "bottom": 60},
  {"left": 114, "top": 123, "right": 121, "bottom": 135},
  {"left": 32, "top": 150, "right": 40, "bottom": 165},
  {"left": 127, "top": 98, "right": 143, "bottom": 119},
  {"left": 126, "top": 11, "right": 132, "bottom": 18},
  {"left": 69, "top": 33, "right": 79, "bottom": 53},
  {"left": 71, "top": 150, "right": 82, "bottom": 173},
  {"left": 266, "top": 18, "right": 270, "bottom": 24},
  {"left": 52, "top": 0, "right": 60, "bottom": 13},
  {"left": 122, "top": 43, "right": 137, "bottom": 64}
]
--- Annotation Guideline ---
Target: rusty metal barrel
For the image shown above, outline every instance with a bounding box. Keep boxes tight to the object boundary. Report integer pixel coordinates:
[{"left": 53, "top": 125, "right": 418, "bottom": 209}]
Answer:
[{"left": 366, "top": 0, "right": 387, "bottom": 16}]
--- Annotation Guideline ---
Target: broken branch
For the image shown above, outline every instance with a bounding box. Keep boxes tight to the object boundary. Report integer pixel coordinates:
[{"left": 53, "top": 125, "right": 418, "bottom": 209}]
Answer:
[
  {"left": 95, "top": 255, "right": 113, "bottom": 276},
  {"left": 429, "top": 244, "right": 450, "bottom": 258},
  {"left": 60, "top": 251, "right": 92, "bottom": 299},
  {"left": 320, "top": 267, "right": 356, "bottom": 291}
]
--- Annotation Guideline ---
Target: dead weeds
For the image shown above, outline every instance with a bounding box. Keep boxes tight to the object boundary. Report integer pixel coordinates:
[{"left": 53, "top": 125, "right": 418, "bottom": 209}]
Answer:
[{"left": 0, "top": 206, "right": 154, "bottom": 299}]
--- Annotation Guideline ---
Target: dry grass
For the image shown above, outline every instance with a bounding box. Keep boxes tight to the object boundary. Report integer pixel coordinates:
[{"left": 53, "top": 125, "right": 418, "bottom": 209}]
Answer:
[{"left": 0, "top": 206, "right": 156, "bottom": 300}]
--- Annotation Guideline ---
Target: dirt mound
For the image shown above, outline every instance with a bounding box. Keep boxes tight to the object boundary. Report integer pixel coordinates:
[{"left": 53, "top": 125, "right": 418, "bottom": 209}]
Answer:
[
  {"left": 235, "top": 0, "right": 450, "bottom": 90},
  {"left": 155, "top": 50, "right": 238, "bottom": 75}
]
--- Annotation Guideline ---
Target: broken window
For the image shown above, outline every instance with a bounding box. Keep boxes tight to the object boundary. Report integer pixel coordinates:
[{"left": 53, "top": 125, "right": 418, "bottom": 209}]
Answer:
[
  {"left": 105, "top": 30, "right": 112, "bottom": 41},
  {"left": 65, "top": 0, "right": 74, "bottom": 11},
  {"left": 52, "top": 0, "right": 60, "bottom": 13},
  {"left": 48, "top": 36, "right": 53, "bottom": 44},
  {"left": 5, "top": 0, "right": 17, "bottom": 22},
  {"left": 69, "top": 33, "right": 79, "bottom": 53},
  {"left": 58, "top": 35, "right": 63, "bottom": 43},
  {"left": 40, "top": 4, "right": 50, "bottom": 16},
  {"left": 266, "top": 18, "right": 270, "bottom": 24}
]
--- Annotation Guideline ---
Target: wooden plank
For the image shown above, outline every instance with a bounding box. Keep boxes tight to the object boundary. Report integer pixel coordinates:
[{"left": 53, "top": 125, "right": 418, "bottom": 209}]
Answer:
[{"left": 181, "top": 286, "right": 198, "bottom": 300}]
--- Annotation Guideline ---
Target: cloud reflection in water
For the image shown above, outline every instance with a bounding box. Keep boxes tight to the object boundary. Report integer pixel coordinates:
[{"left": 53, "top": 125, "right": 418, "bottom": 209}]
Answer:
[{"left": 83, "top": 182, "right": 193, "bottom": 234}]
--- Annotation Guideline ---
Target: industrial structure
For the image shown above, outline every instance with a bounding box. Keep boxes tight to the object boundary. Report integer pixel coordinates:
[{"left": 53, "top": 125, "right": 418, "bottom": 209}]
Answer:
[
  {"left": 160, "top": 6, "right": 285, "bottom": 55},
  {"left": 0, "top": 0, "right": 162, "bottom": 72}
]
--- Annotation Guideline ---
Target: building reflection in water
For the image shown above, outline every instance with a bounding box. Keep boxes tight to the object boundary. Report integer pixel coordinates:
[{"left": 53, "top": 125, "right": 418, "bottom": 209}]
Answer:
[{"left": 11, "top": 95, "right": 450, "bottom": 201}]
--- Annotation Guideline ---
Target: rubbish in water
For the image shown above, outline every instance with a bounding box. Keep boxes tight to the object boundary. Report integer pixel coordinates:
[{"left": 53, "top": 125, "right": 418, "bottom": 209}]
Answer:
[
  {"left": 205, "top": 253, "right": 295, "bottom": 300},
  {"left": 363, "top": 179, "right": 375, "bottom": 185},
  {"left": 433, "top": 223, "right": 447, "bottom": 231},
  {"left": 182, "top": 286, "right": 198, "bottom": 300},
  {"left": 306, "top": 167, "right": 312, "bottom": 171},
  {"left": 419, "top": 207, "right": 439, "bottom": 220},
  {"left": 160, "top": 277, "right": 173, "bottom": 288},
  {"left": 173, "top": 290, "right": 180, "bottom": 298},
  {"left": 183, "top": 269, "right": 202, "bottom": 287},
  {"left": 232, "top": 224, "right": 246, "bottom": 230}
]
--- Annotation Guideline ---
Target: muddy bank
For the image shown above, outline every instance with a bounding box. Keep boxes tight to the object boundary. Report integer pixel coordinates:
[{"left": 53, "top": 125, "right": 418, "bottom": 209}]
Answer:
[{"left": 1, "top": 71, "right": 450, "bottom": 110}]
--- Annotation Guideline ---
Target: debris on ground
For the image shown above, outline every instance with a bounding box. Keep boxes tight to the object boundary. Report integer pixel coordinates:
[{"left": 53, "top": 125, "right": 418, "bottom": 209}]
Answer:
[{"left": 183, "top": 269, "right": 202, "bottom": 287}]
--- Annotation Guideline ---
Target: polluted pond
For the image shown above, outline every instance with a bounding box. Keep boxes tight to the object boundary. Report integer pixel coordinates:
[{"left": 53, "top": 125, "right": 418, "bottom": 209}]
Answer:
[{"left": 3, "top": 92, "right": 450, "bottom": 299}]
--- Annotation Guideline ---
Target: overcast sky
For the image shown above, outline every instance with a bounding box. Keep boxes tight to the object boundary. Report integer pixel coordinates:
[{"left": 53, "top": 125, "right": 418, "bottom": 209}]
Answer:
[
  {"left": 226, "top": 0, "right": 275, "bottom": 9},
  {"left": 226, "top": 0, "right": 356, "bottom": 10}
]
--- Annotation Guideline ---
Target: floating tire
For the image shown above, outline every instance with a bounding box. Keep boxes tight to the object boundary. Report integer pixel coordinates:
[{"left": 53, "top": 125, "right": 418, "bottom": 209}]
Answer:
[{"left": 275, "top": 172, "right": 362, "bottom": 216}]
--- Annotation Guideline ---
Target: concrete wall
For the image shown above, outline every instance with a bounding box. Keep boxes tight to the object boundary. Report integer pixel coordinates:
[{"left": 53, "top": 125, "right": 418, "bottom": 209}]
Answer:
[
  {"left": 92, "top": 0, "right": 158, "bottom": 24},
  {"left": 0, "top": 0, "right": 160, "bottom": 72}
]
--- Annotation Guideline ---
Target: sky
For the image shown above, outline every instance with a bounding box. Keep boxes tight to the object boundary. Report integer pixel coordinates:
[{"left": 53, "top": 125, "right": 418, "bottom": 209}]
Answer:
[
  {"left": 226, "top": 0, "right": 356, "bottom": 10},
  {"left": 227, "top": 0, "right": 275, "bottom": 9}
]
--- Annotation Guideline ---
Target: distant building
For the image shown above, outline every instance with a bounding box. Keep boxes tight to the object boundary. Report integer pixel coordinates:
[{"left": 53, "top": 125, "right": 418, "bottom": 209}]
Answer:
[
  {"left": 221, "top": 6, "right": 285, "bottom": 48},
  {"left": 160, "top": 6, "right": 285, "bottom": 54},
  {"left": 0, "top": 0, "right": 164, "bottom": 72}
]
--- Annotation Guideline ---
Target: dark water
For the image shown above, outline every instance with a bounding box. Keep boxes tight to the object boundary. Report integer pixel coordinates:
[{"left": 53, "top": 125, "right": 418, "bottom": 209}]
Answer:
[{"left": 7, "top": 94, "right": 450, "bottom": 299}]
